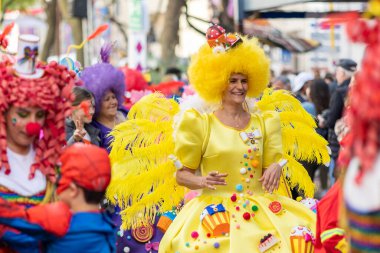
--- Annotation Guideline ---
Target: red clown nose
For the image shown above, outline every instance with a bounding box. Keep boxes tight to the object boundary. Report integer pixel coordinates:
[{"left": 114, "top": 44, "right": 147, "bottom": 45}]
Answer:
[{"left": 25, "top": 122, "right": 42, "bottom": 136}]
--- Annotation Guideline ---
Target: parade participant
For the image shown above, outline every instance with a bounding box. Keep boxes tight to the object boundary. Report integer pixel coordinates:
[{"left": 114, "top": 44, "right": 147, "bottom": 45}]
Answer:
[
  {"left": 65, "top": 86, "right": 100, "bottom": 146},
  {"left": 107, "top": 24, "right": 330, "bottom": 253},
  {"left": 315, "top": 181, "right": 347, "bottom": 253},
  {"left": 81, "top": 43, "right": 127, "bottom": 152},
  {"left": 0, "top": 144, "right": 116, "bottom": 253},
  {"left": 340, "top": 13, "right": 380, "bottom": 253},
  {"left": 0, "top": 33, "right": 75, "bottom": 252}
]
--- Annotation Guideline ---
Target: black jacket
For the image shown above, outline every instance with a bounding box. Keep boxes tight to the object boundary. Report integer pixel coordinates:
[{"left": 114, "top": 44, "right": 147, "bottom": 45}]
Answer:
[
  {"left": 326, "top": 78, "right": 350, "bottom": 159},
  {"left": 65, "top": 118, "right": 101, "bottom": 146}
]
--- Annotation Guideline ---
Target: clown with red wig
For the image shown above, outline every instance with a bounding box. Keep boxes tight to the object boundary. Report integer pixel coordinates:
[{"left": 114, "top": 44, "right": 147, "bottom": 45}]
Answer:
[{"left": 0, "top": 30, "right": 76, "bottom": 252}]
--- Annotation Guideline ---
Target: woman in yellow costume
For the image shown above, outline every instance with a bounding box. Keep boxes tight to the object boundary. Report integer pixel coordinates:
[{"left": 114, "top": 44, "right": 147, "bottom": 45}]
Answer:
[{"left": 107, "top": 24, "right": 330, "bottom": 253}]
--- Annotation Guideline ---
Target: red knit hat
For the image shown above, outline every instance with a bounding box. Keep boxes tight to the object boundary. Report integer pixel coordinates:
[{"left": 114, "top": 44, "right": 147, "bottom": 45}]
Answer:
[{"left": 57, "top": 143, "right": 111, "bottom": 194}]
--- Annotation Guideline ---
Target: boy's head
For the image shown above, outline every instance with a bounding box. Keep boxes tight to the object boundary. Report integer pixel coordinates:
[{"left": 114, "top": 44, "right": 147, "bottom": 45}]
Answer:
[{"left": 56, "top": 143, "right": 111, "bottom": 206}]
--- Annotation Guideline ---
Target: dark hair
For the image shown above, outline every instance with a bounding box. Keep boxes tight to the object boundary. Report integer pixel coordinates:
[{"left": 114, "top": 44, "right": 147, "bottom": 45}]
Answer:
[
  {"left": 165, "top": 67, "right": 182, "bottom": 80},
  {"left": 81, "top": 187, "right": 105, "bottom": 204},
  {"left": 309, "top": 79, "right": 330, "bottom": 115},
  {"left": 72, "top": 86, "right": 94, "bottom": 106},
  {"left": 324, "top": 73, "right": 335, "bottom": 83}
]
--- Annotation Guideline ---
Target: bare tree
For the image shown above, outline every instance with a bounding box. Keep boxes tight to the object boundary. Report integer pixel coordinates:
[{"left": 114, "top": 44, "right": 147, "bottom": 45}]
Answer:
[
  {"left": 160, "top": 0, "right": 186, "bottom": 72},
  {"left": 41, "top": 0, "right": 58, "bottom": 61}
]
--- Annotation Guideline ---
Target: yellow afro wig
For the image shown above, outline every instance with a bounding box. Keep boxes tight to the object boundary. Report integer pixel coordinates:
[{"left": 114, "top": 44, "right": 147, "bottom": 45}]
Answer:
[{"left": 188, "top": 36, "right": 270, "bottom": 103}]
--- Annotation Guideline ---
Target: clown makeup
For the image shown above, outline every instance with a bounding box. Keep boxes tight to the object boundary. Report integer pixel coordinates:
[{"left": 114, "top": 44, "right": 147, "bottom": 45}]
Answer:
[
  {"left": 72, "top": 99, "right": 95, "bottom": 124},
  {"left": 5, "top": 106, "right": 46, "bottom": 155}
]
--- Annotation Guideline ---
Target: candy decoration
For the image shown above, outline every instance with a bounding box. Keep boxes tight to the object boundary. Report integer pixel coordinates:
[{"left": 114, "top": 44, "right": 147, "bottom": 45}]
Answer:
[
  {"left": 300, "top": 198, "right": 318, "bottom": 213},
  {"left": 243, "top": 212, "right": 251, "bottom": 220},
  {"left": 251, "top": 160, "right": 259, "bottom": 168},
  {"left": 252, "top": 205, "right": 258, "bottom": 212},
  {"left": 200, "top": 204, "right": 230, "bottom": 237},
  {"left": 191, "top": 231, "right": 199, "bottom": 239},
  {"left": 230, "top": 194, "right": 237, "bottom": 202},
  {"left": 236, "top": 184, "right": 243, "bottom": 192},
  {"left": 269, "top": 201, "right": 282, "bottom": 214},
  {"left": 157, "top": 211, "right": 176, "bottom": 233},
  {"left": 131, "top": 224, "right": 154, "bottom": 243},
  {"left": 214, "top": 242, "right": 220, "bottom": 249},
  {"left": 258, "top": 233, "right": 279, "bottom": 253},
  {"left": 240, "top": 168, "right": 247, "bottom": 174}
]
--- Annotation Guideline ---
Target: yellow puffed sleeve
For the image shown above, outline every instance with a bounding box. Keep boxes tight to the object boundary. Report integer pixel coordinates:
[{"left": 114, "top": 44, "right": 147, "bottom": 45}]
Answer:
[
  {"left": 262, "top": 111, "right": 283, "bottom": 168},
  {"left": 174, "top": 109, "right": 206, "bottom": 170}
]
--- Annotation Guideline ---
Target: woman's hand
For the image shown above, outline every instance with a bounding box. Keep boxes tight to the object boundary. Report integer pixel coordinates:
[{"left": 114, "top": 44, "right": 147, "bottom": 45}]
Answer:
[
  {"left": 176, "top": 168, "right": 227, "bottom": 190},
  {"left": 200, "top": 171, "right": 228, "bottom": 190},
  {"left": 259, "top": 163, "right": 282, "bottom": 193}
]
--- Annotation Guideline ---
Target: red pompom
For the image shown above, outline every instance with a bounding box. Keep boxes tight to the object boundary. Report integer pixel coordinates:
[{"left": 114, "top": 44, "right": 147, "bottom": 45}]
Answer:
[
  {"left": 230, "top": 194, "right": 237, "bottom": 202},
  {"left": 191, "top": 231, "right": 199, "bottom": 239},
  {"left": 242, "top": 212, "right": 251, "bottom": 221}
]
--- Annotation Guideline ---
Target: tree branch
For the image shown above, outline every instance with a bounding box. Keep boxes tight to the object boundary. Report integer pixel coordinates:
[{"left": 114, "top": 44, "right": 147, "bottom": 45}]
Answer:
[
  {"left": 0, "top": 0, "right": 13, "bottom": 25},
  {"left": 108, "top": 15, "right": 128, "bottom": 46}
]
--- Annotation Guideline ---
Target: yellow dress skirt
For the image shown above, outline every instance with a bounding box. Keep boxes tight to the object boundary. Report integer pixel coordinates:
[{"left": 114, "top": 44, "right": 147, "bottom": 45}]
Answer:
[{"left": 159, "top": 109, "right": 316, "bottom": 253}]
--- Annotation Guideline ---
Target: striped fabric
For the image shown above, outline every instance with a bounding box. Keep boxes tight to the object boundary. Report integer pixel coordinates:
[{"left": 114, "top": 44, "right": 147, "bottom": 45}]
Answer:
[
  {"left": 346, "top": 204, "right": 380, "bottom": 253},
  {"left": 321, "top": 228, "right": 345, "bottom": 243},
  {"left": 0, "top": 186, "right": 45, "bottom": 208}
]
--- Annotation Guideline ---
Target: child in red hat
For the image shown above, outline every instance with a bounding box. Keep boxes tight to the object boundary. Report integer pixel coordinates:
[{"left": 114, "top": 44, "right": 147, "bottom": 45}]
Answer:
[{"left": 0, "top": 143, "right": 116, "bottom": 253}]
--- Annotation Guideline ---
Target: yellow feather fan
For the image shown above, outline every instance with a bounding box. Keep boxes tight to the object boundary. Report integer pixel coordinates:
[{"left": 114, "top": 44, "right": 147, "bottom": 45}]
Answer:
[
  {"left": 256, "top": 89, "right": 330, "bottom": 197},
  {"left": 106, "top": 93, "right": 185, "bottom": 229}
]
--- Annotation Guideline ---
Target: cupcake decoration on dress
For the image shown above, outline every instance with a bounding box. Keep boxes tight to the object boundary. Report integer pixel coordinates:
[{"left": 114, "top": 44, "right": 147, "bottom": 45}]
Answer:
[
  {"left": 200, "top": 203, "right": 230, "bottom": 237},
  {"left": 299, "top": 198, "right": 318, "bottom": 213},
  {"left": 289, "top": 226, "right": 315, "bottom": 253},
  {"left": 258, "top": 233, "right": 280, "bottom": 252}
]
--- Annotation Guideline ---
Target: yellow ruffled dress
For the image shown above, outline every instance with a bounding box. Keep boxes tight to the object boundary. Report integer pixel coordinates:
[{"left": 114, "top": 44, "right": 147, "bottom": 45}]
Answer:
[{"left": 159, "top": 109, "right": 316, "bottom": 253}]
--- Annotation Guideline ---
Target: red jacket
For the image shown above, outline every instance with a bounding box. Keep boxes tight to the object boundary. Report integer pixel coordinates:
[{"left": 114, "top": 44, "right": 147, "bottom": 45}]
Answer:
[{"left": 315, "top": 182, "right": 347, "bottom": 253}]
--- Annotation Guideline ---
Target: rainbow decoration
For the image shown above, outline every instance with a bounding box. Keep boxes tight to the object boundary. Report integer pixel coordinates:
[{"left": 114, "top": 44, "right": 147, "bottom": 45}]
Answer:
[{"left": 0, "top": 186, "right": 45, "bottom": 208}]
